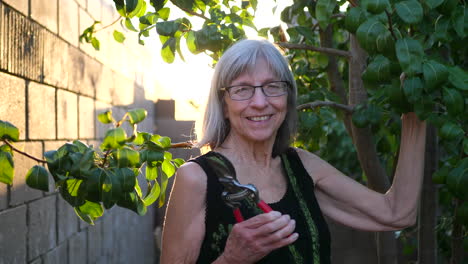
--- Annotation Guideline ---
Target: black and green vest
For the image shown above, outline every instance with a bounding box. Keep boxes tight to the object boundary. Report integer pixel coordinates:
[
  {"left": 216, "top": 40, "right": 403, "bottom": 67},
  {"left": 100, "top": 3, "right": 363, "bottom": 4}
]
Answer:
[{"left": 191, "top": 148, "right": 331, "bottom": 264}]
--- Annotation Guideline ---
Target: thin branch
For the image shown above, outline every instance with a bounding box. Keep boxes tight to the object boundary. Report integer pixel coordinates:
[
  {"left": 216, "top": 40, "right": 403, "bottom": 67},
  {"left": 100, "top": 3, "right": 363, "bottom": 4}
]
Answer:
[
  {"left": 297, "top": 101, "right": 354, "bottom": 113},
  {"left": 385, "top": 10, "right": 398, "bottom": 41},
  {"left": 331, "top": 13, "right": 346, "bottom": 18},
  {"left": 348, "top": 0, "right": 358, "bottom": 7},
  {"left": 170, "top": 141, "right": 194, "bottom": 149},
  {"left": 278, "top": 42, "right": 352, "bottom": 59},
  {"left": 94, "top": 17, "right": 121, "bottom": 33},
  {"left": 2, "top": 139, "right": 47, "bottom": 163}
]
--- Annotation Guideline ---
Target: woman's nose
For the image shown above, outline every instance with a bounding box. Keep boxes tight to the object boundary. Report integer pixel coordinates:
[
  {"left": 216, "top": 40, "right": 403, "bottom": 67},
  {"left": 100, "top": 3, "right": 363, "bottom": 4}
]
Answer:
[{"left": 250, "top": 87, "right": 268, "bottom": 108}]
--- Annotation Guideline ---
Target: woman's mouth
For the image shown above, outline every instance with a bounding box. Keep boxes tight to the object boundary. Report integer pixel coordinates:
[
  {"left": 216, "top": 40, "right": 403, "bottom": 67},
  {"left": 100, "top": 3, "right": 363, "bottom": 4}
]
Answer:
[{"left": 246, "top": 115, "right": 271, "bottom": 122}]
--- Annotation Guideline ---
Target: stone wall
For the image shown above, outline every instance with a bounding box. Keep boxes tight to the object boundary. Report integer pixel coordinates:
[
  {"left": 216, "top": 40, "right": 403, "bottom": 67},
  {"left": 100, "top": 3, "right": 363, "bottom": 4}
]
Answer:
[{"left": 0, "top": 1, "right": 197, "bottom": 263}]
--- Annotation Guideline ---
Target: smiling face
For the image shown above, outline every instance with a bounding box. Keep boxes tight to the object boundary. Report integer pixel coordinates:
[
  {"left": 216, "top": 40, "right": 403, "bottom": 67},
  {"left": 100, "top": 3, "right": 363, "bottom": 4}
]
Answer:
[{"left": 223, "top": 59, "right": 288, "bottom": 145}]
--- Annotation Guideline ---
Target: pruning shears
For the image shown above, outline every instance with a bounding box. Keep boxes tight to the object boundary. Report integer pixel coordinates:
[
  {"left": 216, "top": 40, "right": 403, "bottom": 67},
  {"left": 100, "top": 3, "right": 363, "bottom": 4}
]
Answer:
[
  {"left": 219, "top": 175, "right": 273, "bottom": 222},
  {"left": 205, "top": 152, "right": 273, "bottom": 223}
]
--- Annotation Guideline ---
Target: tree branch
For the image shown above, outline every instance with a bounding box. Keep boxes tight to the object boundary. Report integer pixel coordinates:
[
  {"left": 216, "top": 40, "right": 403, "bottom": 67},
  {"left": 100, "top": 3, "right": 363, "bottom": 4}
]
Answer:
[
  {"left": 170, "top": 141, "right": 194, "bottom": 149},
  {"left": 297, "top": 101, "right": 354, "bottom": 113},
  {"left": 385, "top": 10, "right": 398, "bottom": 41},
  {"left": 2, "top": 139, "right": 47, "bottom": 163},
  {"left": 277, "top": 42, "right": 352, "bottom": 59}
]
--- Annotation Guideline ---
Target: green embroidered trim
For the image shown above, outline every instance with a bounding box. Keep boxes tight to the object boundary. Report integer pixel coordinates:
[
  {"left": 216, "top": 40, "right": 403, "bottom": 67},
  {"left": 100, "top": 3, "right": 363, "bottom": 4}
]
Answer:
[
  {"left": 282, "top": 153, "right": 321, "bottom": 264},
  {"left": 210, "top": 224, "right": 232, "bottom": 254}
]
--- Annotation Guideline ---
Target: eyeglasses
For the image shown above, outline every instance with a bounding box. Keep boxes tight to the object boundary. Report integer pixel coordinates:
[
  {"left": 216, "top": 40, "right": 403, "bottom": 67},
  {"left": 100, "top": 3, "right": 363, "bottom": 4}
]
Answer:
[{"left": 221, "top": 81, "right": 289, "bottom": 101}]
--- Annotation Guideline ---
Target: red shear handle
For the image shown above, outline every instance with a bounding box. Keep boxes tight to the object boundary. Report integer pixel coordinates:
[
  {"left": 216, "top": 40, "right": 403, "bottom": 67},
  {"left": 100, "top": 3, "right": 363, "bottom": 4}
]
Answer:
[
  {"left": 257, "top": 200, "right": 273, "bottom": 213},
  {"left": 233, "top": 208, "right": 244, "bottom": 222}
]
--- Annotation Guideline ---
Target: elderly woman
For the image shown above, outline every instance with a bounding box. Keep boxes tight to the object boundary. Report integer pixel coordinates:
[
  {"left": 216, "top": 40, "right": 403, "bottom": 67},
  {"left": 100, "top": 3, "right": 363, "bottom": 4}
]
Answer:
[{"left": 160, "top": 39, "right": 426, "bottom": 263}]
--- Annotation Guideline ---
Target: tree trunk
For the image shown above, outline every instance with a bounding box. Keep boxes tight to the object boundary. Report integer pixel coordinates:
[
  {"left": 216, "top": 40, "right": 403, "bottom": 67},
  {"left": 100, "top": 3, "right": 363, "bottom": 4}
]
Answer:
[
  {"left": 418, "top": 124, "right": 438, "bottom": 264},
  {"left": 348, "top": 35, "right": 397, "bottom": 264}
]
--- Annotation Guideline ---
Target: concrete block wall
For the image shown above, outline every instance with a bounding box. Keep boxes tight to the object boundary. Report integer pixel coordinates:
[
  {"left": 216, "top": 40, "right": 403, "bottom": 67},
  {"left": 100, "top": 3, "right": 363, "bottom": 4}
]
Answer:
[{"left": 0, "top": 0, "right": 186, "bottom": 263}]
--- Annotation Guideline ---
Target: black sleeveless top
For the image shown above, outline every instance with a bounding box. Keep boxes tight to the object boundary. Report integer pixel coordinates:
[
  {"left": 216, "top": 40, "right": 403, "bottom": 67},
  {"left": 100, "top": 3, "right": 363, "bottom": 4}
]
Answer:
[{"left": 190, "top": 148, "right": 331, "bottom": 264}]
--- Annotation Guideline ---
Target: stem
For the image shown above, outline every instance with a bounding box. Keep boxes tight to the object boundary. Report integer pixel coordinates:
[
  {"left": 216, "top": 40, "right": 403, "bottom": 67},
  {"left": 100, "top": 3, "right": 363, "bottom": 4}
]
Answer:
[
  {"left": 2, "top": 139, "right": 46, "bottom": 163},
  {"left": 101, "top": 149, "right": 112, "bottom": 167},
  {"left": 278, "top": 42, "right": 352, "bottom": 59},
  {"left": 297, "top": 101, "right": 354, "bottom": 113}
]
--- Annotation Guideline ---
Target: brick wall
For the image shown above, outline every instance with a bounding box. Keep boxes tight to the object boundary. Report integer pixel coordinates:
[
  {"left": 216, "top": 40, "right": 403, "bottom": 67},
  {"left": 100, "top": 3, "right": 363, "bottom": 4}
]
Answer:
[{"left": 0, "top": 0, "right": 196, "bottom": 263}]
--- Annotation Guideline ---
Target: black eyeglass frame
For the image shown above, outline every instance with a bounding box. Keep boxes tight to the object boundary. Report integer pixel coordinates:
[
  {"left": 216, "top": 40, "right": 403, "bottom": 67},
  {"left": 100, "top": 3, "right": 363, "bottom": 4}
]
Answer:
[{"left": 220, "top": 81, "right": 290, "bottom": 101}]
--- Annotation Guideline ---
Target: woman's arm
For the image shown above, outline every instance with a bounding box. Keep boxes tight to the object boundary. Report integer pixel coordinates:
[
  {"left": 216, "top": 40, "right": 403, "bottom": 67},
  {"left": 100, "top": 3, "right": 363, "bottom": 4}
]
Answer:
[
  {"left": 160, "top": 162, "right": 207, "bottom": 264},
  {"left": 298, "top": 112, "right": 426, "bottom": 231}
]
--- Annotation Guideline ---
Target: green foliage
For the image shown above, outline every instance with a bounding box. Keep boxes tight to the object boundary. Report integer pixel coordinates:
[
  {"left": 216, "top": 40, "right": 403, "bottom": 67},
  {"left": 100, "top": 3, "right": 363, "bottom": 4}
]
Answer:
[{"left": 0, "top": 109, "right": 185, "bottom": 224}]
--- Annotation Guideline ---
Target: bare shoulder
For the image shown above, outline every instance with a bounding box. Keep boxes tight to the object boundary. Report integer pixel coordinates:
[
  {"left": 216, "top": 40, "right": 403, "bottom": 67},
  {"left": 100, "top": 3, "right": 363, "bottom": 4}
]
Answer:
[
  {"left": 175, "top": 161, "right": 207, "bottom": 192},
  {"left": 292, "top": 147, "right": 342, "bottom": 183}
]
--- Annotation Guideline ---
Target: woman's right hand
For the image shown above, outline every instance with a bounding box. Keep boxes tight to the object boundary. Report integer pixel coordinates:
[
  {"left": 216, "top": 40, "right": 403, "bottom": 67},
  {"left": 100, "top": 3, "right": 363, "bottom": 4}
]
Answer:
[{"left": 217, "top": 211, "right": 299, "bottom": 264}]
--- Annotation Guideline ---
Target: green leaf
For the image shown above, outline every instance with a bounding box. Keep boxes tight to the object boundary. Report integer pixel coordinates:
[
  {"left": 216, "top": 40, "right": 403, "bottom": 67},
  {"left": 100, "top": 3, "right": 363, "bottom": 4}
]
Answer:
[
  {"left": 102, "top": 170, "right": 123, "bottom": 203},
  {"left": 114, "top": 147, "right": 140, "bottom": 168},
  {"left": 464, "top": 137, "right": 468, "bottom": 155},
  {"left": 161, "top": 37, "right": 176, "bottom": 63},
  {"left": 356, "top": 19, "right": 389, "bottom": 54},
  {"left": 316, "top": 0, "right": 337, "bottom": 30},
  {"left": 448, "top": 66, "right": 468, "bottom": 91},
  {"left": 146, "top": 165, "right": 158, "bottom": 181},
  {"left": 114, "top": 168, "right": 136, "bottom": 192},
  {"left": 172, "top": 158, "right": 184, "bottom": 168},
  {"left": 101, "top": 128, "right": 127, "bottom": 150},
  {"left": 158, "top": 136, "right": 171, "bottom": 148},
  {"left": 432, "top": 166, "right": 449, "bottom": 184},
  {"left": 443, "top": 88, "right": 464, "bottom": 116},
  {"left": 345, "top": 7, "right": 367, "bottom": 34},
  {"left": 86, "top": 168, "right": 107, "bottom": 202},
  {"left": 361, "top": 0, "right": 390, "bottom": 14},
  {"left": 294, "top": 26, "right": 315, "bottom": 43},
  {"left": 125, "top": 18, "right": 138, "bottom": 32},
  {"left": 97, "top": 110, "right": 114, "bottom": 124},
  {"left": 366, "top": 104, "right": 382, "bottom": 125},
  {"left": 437, "top": 0, "right": 458, "bottom": 16},
  {"left": 352, "top": 105, "right": 370, "bottom": 128},
  {"left": 134, "top": 132, "right": 151, "bottom": 145},
  {"left": 395, "top": 38, "right": 424, "bottom": 76},
  {"left": 113, "top": 30, "right": 126, "bottom": 43},
  {"left": 384, "top": 81, "right": 412, "bottom": 113},
  {"left": 127, "top": 0, "right": 146, "bottom": 18},
  {"left": 118, "top": 190, "right": 147, "bottom": 215},
  {"left": 422, "top": 0, "right": 444, "bottom": 9},
  {"left": 403, "top": 77, "right": 423, "bottom": 103},
  {"left": 60, "top": 179, "right": 86, "bottom": 207},
  {"left": 186, "top": 31, "right": 198, "bottom": 54},
  {"left": 158, "top": 7, "right": 170, "bottom": 20},
  {"left": 451, "top": 6, "right": 467, "bottom": 38},
  {"left": 423, "top": 60, "right": 449, "bottom": 92},
  {"left": 376, "top": 30, "right": 395, "bottom": 58},
  {"left": 440, "top": 122, "right": 464, "bottom": 140},
  {"left": 446, "top": 158, "right": 468, "bottom": 200},
  {"left": 158, "top": 171, "right": 169, "bottom": 207},
  {"left": 127, "top": 108, "right": 147, "bottom": 125},
  {"left": 25, "top": 165, "right": 49, "bottom": 192},
  {"left": 143, "top": 181, "right": 161, "bottom": 205},
  {"left": 434, "top": 16, "right": 451, "bottom": 42},
  {"left": 162, "top": 159, "right": 175, "bottom": 178},
  {"left": 395, "top": 0, "right": 423, "bottom": 24},
  {"left": 156, "top": 21, "right": 180, "bottom": 36},
  {"left": 0, "top": 151, "right": 14, "bottom": 185},
  {"left": 0, "top": 120, "right": 19, "bottom": 142},
  {"left": 91, "top": 37, "right": 100, "bottom": 50},
  {"left": 142, "top": 150, "right": 164, "bottom": 164},
  {"left": 75, "top": 201, "right": 104, "bottom": 225},
  {"left": 362, "top": 55, "right": 391, "bottom": 83},
  {"left": 114, "top": 0, "right": 126, "bottom": 17}
]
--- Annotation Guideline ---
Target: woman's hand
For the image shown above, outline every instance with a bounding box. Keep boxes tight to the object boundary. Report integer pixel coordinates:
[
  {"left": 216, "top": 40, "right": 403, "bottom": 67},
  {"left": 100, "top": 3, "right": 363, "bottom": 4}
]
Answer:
[{"left": 216, "top": 211, "right": 298, "bottom": 264}]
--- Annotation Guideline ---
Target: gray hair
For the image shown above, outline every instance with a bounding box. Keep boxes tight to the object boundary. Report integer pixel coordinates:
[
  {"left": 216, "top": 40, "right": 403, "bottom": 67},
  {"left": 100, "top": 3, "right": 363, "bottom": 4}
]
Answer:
[{"left": 197, "top": 39, "right": 297, "bottom": 156}]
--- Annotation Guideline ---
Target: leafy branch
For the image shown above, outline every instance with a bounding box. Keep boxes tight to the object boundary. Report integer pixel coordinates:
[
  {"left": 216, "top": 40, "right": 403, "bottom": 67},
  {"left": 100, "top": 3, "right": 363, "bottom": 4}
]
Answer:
[{"left": 0, "top": 109, "right": 191, "bottom": 225}]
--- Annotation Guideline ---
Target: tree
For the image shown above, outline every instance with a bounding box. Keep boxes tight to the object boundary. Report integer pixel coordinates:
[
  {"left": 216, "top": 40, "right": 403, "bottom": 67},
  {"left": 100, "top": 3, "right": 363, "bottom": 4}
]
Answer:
[{"left": 82, "top": 0, "right": 465, "bottom": 262}]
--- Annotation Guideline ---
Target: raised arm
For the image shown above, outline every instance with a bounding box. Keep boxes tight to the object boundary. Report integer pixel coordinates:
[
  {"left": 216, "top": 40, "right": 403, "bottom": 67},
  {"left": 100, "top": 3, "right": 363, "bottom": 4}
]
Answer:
[{"left": 299, "top": 112, "right": 427, "bottom": 231}]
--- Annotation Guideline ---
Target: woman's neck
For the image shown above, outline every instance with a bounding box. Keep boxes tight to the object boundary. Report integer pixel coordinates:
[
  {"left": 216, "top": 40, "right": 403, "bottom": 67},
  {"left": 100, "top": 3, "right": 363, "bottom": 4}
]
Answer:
[{"left": 216, "top": 133, "right": 277, "bottom": 168}]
